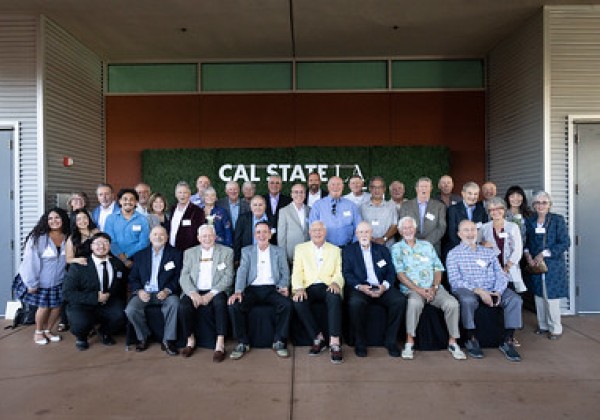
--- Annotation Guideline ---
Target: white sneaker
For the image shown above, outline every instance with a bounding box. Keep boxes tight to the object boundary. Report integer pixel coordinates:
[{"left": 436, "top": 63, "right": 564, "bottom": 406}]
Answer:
[
  {"left": 401, "top": 343, "right": 414, "bottom": 360},
  {"left": 448, "top": 343, "right": 467, "bottom": 360}
]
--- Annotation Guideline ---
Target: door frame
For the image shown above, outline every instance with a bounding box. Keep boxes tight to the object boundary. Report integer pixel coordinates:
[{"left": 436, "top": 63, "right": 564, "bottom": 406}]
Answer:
[
  {"left": 0, "top": 121, "right": 20, "bottom": 277},
  {"left": 568, "top": 115, "right": 600, "bottom": 314}
]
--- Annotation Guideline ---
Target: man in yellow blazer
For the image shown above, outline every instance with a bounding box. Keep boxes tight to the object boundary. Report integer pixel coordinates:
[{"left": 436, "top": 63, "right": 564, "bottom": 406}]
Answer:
[{"left": 292, "top": 221, "right": 345, "bottom": 364}]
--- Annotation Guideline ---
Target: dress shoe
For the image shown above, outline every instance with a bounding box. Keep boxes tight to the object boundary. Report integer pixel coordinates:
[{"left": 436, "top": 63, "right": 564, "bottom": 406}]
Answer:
[
  {"left": 386, "top": 344, "right": 401, "bottom": 358},
  {"left": 75, "top": 339, "right": 89, "bottom": 351},
  {"left": 181, "top": 345, "right": 195, "bottom": 358},
  {"left": 161, "top": 341, "right": 179, "bottom": 356},
  {"left": 213, "top": 349, "right": 226, "bottom": 363},
  {"left": 135, "top": 340, "right": 149, "bottom": 352},
  {"left": 354, "top": 346, "right": 367, "bottom": 357},
  {"left": 100, "top": 334, "right": 116, "bottom": 346}
]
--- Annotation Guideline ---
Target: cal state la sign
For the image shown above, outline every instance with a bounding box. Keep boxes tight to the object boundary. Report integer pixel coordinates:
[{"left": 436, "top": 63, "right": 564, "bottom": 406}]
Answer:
[{"left": 218, "top": 163, "right": 364, "bottom": 183}]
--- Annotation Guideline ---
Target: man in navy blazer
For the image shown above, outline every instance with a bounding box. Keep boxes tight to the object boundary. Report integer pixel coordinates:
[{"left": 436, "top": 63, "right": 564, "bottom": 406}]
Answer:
[
  {"left": 63, "top": 232, "right": 127, "bottom": 351},
  {"left": 342, "top": 222, "right": 406, "bottom": 358},
  {"left": 91, "top": 183, "right": 120, "bottom": 231},
  {"left": 125, "top": 226, "right": 183, "bottom": 355},
  {"left": 233, "top": 195, "right": 275, "bottom": 263},
  {"left": 228, "top": 222, "right": 292, "bottom": 360}
]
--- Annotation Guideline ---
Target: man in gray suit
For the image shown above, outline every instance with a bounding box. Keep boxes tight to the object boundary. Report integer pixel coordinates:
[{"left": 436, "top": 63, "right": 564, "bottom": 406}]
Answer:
[
  {"left": 227, "top": 222, "right": 292, "bottom": 359},
  {"left": 178, "top": 224, "right": 234, "bottom": 362},
  {"left": 277, "top": 183, "right": 310, "bottom": 264},
  {"left": 216, "top": 181, "right": 250, "bottom": 231},
  {"left": 399, "top": 177, "right": 447, "bottom": 257}
]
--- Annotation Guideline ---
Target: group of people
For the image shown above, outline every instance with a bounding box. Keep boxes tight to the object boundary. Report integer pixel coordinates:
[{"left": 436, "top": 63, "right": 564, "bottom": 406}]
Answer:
[{"left": 13, "top": 171, "right": 570, "bottom": 365}]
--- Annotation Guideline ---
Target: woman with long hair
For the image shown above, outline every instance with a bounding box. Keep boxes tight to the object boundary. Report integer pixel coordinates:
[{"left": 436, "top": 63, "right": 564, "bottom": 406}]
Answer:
[{"left": 504, "top": 185, "right": 533, "bottom": 241}]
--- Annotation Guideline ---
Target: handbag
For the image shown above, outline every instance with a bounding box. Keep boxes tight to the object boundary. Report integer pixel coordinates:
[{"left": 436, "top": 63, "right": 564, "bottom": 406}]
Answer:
[{"left": 527, "top": 216, "right": 549, "bottom": 274}]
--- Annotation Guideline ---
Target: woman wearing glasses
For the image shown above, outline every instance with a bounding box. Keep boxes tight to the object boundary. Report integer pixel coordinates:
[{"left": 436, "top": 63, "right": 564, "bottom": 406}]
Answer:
[{"left": 524, "top": 191, "right": 570, "bottom": 340}]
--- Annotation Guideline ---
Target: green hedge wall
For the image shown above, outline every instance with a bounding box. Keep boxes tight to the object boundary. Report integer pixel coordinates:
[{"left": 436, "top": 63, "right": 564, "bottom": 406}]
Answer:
[{"left": 142, "top": 146, "right": 450, "bottom": 205}]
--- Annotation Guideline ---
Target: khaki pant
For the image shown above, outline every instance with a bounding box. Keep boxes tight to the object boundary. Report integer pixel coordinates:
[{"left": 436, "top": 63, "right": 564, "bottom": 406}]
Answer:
[{"left": 405, "top": 285, "right": 460, "bottom": 339}]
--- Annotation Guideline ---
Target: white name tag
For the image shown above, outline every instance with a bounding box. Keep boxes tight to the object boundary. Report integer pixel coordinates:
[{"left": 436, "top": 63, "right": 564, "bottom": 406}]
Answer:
[
  {"left": 371, "top": 220, "right": 380, "bottom": 226},
  {"left": 376, "top": 259, "right": 387, "bottom": 268},
  {"left": 476, "top": 222, "right": 483, "bottom": 229},
  {"left": 475, "top": 259, "right": 486, "bottom": 268},
  {"left": 420, "top": 256, "right": 430, "bottom": 262},
  {"left": 343, "top": 210, "right": 351, "bottom": 217},
  {"left": 116, "top": 271, "right": 123, "bottom": 279},
  {"left": 164, "top": 261, "right": 175, "bottom": 271},
  {"left": 41, "top": 246, "right": 56, "bottom": 258},
  {"left": 498, "top": 232, "right": 508, "bottom": 239},
  {"left": 425, "top": 212, "right": 435, "bottom": 221},
  {"left": 271, "top": 228, "right": 277, "bottom": 234},
  {"left": 451, "top": 201, "right": 457, "bottom": 205},
  {"left": 535, "top": 227, "right": 546, "bottom": 234},
  {"left": 217, "top": 262, "right": 226, "bottom": 271},
  {"left": 132, "top": 224, "right": 142, "bottom": 232},
  {"left": 182, "top": 219, "right": 191, "bottom": 226}
]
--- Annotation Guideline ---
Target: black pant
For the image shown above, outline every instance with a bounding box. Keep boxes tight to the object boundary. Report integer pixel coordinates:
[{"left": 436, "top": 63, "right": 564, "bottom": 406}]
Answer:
[
  {"left": 347, "top": 287, "right": 406, "bottom": 347},
  {"left": 229, "top": 285, "right": 292, "bottom": 344},
  {"left": 178, "top": 292, "right": 228, "bottom": 338},
  {"left": 67, "top": 299, "right": 126, "bottom": 340},
  {"left": 293, "top": 283, "right": 342, "bottom": 338}
]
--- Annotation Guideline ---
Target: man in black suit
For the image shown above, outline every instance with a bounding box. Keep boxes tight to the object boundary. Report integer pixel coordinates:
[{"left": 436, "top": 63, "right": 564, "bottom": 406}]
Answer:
[
  {"left": 63, "top": 232, "right": 127, "bottom": 351},
  {"left": 233, "top": 195, "right": 275, "bottom": 263},
  {"left": 263, "top": 174, "right": 291, "bottom": 244},
  {"left": 305, "top": 171, "right": 328, "bottom": 207},
  {"left": 444, "top": 181, "right": 488, "bottom": 259},
  {"left": 216, "top": 181, "right": 250, "bottom": 231},
  {"left": 342, "top": 222, "right": 406, "bottom": 358},
  {"left": 124, "top": 226, "right": 183, "bottom": 355},
  {"left": 169, "top": 181, "right": 206, "bottom": 252}
]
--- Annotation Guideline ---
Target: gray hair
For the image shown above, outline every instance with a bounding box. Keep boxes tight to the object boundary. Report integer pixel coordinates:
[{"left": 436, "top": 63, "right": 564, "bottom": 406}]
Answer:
[
  {"left": 486, "top": 197, "right": 507, "bottom": 215},
  {"left": 175, "top": 181, "right": 191, "bottom": 192},
  {"left": 203, "top": 187, "right": 217, "bottom": 197},
  {"left": 415, "top": 177, "right": 432, "bottom": 187},
  {"left": 398, "top": 216, "right": 417, "bottom": 229},
  {"left": 532, "top": 190, "right": 552, "bottom": 207},
  {"left": 225, "top": 181, "right": 239, "bottom": 190},
  {"left": 197, "top": 224, "right": 216, "bottom": 236},
  {"left": 462, "top": 181, "right": 479, "bottom": 192}
]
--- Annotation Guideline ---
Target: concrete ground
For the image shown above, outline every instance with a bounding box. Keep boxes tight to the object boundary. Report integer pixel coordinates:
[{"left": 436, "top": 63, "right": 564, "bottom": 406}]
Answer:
[{"left": 1, "top": 311, "right": 599, "bottom": 420}]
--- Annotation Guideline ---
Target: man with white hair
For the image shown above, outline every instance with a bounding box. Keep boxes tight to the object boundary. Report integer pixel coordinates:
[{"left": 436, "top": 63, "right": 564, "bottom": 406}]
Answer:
[
  {"left": 190, "top": 175, "right": 211, "bottom": 208},
  {"left": 216, "top": 181, "right": 250, "bottom": 230}
]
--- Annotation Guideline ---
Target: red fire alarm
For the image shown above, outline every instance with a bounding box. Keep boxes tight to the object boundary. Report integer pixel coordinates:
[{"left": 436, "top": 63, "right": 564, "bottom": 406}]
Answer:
[{"left": 63, "top": 156, "right": 74, "bottom": 167}]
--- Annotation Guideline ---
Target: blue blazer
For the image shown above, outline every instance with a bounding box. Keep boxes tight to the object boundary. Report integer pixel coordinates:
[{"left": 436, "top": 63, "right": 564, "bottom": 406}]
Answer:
[
  {"left": 234, "top": 244, "right": 290, "bottom": 292},
  {"left": 91, "top": 202, "right": 121, "bottom": 228},
  {"left": 342, "top": 241, "right": 396, "bottom": 290},
  {"left": 129, "top": 244, "right": 183, "bottom": 295}
]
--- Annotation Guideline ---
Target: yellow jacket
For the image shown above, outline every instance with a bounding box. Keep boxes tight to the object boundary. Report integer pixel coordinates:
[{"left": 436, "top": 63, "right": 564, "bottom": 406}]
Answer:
[{"left": 291, "top": 241, "right": 344, "bottom": 291}]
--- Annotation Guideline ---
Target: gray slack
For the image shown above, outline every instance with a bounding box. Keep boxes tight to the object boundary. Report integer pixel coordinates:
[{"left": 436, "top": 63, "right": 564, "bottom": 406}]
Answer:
[
  {"left": 125, "top": 294, "right": 180, "bottom": 341},
  {"left": 453, "top": 287, "right": 522, "bottom": 330}
]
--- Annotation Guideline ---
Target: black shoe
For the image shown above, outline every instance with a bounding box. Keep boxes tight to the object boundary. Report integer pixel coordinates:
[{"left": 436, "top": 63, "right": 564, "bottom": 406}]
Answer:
[
  {"left": 161, "top": 341, "right": 179, "bottom": 356},
  {"left": 100, "top": 334, "right": 116, "bottom": 346},
  {"left": 465, "top": 338, "right": 484, "bottom": 359},
  {"left": 135, "top": 340, "right": 149, "bottom": 352},
  {"left": 309, "top": 339, "right": 327, "bottom": 356},
  {"left": 354, "top": 346, "right": 367, "bottom": 357},
  {"left": 386, "top": 344, "right": 401, "bottom": 358},
  {"left": 75, "top": 339, "right": 89, "bottom": 351}
]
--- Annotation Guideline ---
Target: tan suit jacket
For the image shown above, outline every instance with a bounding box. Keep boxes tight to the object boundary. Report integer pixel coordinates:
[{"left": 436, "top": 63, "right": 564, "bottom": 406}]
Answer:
[
  {"left": 277, "top": 202, "right": 310, "bottom": 262},
  {"left": 179, "top": 244, "right": 234, "bottom": 296}
]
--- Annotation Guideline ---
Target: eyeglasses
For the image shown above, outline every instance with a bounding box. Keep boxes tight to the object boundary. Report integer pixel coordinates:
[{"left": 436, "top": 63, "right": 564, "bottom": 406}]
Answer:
[
  {"left": 534, "top": 201, "right": 550, "bottom": 205},
  {"left": 488, "top": 207, "right": 504, "bottom": 212},
  {"left": 331, "top": 201, "right": 337, "bottom": 216}
]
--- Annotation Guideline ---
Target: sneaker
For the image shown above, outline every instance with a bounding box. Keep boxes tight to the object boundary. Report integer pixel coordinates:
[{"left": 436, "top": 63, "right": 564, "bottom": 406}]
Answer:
[
  {"left": 401, "top": 343, "right": 414, "bottom": 360},
  {"left": 230, "top": 343, "right": 250, "bottom": 360},
  {"left": 309, "top": 339, "right": 327, "bottom": 356},
  {"left": 499, "top": 340, "right": 521, "bottom": 362},
  {"left": 272, "top": 341, "right": 289, "bottom": 358},
  {"left": 330, "top": 345, "right": 343, "bottom": 364},
  {"left": 534, "top": 328, "right": 549, "bottom": 335},
  {"left": 465, "top": 338, "right": 484, "bottom": 359},
  {"left": 448, "top": 344, "right": 467, "bottom": 360}
]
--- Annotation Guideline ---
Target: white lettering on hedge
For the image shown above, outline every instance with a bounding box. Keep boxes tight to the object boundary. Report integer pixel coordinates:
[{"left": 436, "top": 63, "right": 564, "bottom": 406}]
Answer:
[{"left": 218, "top": 163, "right": 363, "bottom": 183}]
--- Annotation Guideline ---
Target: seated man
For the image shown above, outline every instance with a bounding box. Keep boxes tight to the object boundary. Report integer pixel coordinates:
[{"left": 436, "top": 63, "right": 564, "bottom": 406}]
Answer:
[
  {"left": 342, "top": 221, "right": 406, "bottom": 358},
  {"left": 292, "top": 221, "right": 344, "bottom": 364},
  {"left": 125, "top": 226, "right": 182, "bottom": 356},
  {"left": 63, "top": 232, "right": 127, "bottom": 350},
  {"left": 446, "top": 220, "right": 522, "bottom": 362},
  {"left": 178, "top": 224, "right": 234, "bottom": 362},
  {"left": 228, "top": 222, "right": 292, "bottom": 359},
  {"left": 391, "top": 217, "right": 465, "bottom": 360}
]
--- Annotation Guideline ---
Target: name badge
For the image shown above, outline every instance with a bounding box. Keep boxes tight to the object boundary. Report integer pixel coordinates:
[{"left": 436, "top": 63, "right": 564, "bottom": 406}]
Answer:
[
  {"left": 475, "top": 259, "right": 486, "bottom": 268},
  {"left": 371, "top": 220, "right": 380, "bottom": 226},
  {"left": 41, "top": 246, "right": 56, "bottom": 258},
  {"left": 217, "top": 262, "right": 226, "bottom": 271},
  {"left": 498, "top": 232, "right": 508, "bottom": 239},
  {"left": 535, "top": 227, "right": 546, "bottom": 234},
  {"left": 343, "top": 210, "right": 351, "bottom": 217},
  {"left": 425, "top": 212, "right": 435, "bottom": 221},
  {"left": 376, "top": 259, "right": 387, "bottom": 268},
  {"left": 182, "top": 219, "right": 191, "bottom": 226},
  {"left": 164, "top": 261, "right": 175, "bottom": 271},
  {"left": 420, "top": 256, "right": 430, "bottom": 262},
  {"left": 132, "top": 224, "right": 142, "bottom": 232},
  {"left": 451, "top": 201, "right": 457, "bottom": 205},
  {"left": 271, "top": 228, "right": 277, "bottom": 234},
  {"left": 116, "top": 271, "right": 123, "bottom": 279},
  {"left": 476, "top": 222, "right": 483, "bottom": 229}
]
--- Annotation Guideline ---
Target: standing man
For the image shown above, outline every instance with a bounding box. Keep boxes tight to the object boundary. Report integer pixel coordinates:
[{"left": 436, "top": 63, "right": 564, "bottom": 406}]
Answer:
[
  {"left": 278, "top": 183, "right": 310, "bottom": 264},
  {"left": 343, "top": 222, "right": 405, "bottom": 357},
  {"left": 104, "top": 188, "right": 151, "bottom": 269},
  {"left": 447, "top": 220, "right": 522, "bottom": 362},
  {"left": 178, "top": 225, "right": 234, "bottom": 361},
  {"left": 134, "top": 182, "right": 152, "bottom": 215},
  {"left": 292, "top": 221, "right": 344, "bottom": 364},
  {"left": 216, "top": 181, "right": 250, "bottom": 231},
  {"left": 263, "top": 174, "right": 292, "bottom": 244},
  {"left": 481, "top": 181, "right": 497, "bottom": 210},
  {"left": 190, "top": 175, "right": 211, "bottom": 208},
  {"left": 360, "top": 176, "right": 398, "bottom": 248},
  {"left": 92, "top": 183, "right": 120, "bottom": 231},
  {"left": 391, "top": 217, "right": 465, "bottom": 361},
  {"left": 399, "top": 177, "right": 447, "bottom": 257},
  {"left": 305, "top": 172, "right": 328, "bottom": 207},
  {"left": 228, "top": 222, "right": 292, "bottom": 360},
  {"left": 233, "top": 195, "right": 275, "bottom": 262},
  {"left": 63, "top": 232, "right": 127, "bottom": 350},
  {"left": 125, "top": 226, "right": 182, "bottom": 355},
  {"left": 169, "top": 181, "right": 206, "bottom": 252},
  {"left": 388, "top": 181, "right": 406, "bottom": 218},
  {"left": 242, "top": 181, "right": 256, "bottom": 204},
  {"left": 445, "top": 181, "right": 488, "bottom": 256},
  {"left": 435, "top": 175, "right": 462, "bottom": 207},
  {"left": 344, "top": 175, "right": 371, "bottom": 207},
  {"left": 309, "top": 176, "right": 362, "bottom": 247}
]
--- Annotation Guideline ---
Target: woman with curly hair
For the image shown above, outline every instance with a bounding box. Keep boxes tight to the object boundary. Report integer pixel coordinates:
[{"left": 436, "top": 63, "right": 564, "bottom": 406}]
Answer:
[{"left": 15, "top": 208, "right": 70, "bottom": 344}]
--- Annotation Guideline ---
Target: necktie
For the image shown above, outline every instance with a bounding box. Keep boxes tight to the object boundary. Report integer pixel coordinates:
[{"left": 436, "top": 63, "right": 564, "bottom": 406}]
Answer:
[{"left": 101, "top": 261, "right": 109, "bottom": 293}]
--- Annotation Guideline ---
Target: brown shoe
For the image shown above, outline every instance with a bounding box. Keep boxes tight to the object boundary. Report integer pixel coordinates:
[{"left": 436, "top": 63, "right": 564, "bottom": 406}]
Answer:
[
  {"left": 213, "top": 349, "right": 226, "bottom": 363},
  {"left": 181, "top": 345, "right": 195, "bottom": 358}
]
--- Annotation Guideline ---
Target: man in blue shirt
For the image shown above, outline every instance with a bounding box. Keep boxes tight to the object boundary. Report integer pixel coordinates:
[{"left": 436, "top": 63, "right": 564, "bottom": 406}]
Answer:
[
  {"left": 309, "top": 176, "right": 362, "bottom": 247},
  {"left": 104, "top": 188, "right": 150, "bottom": 269}
]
